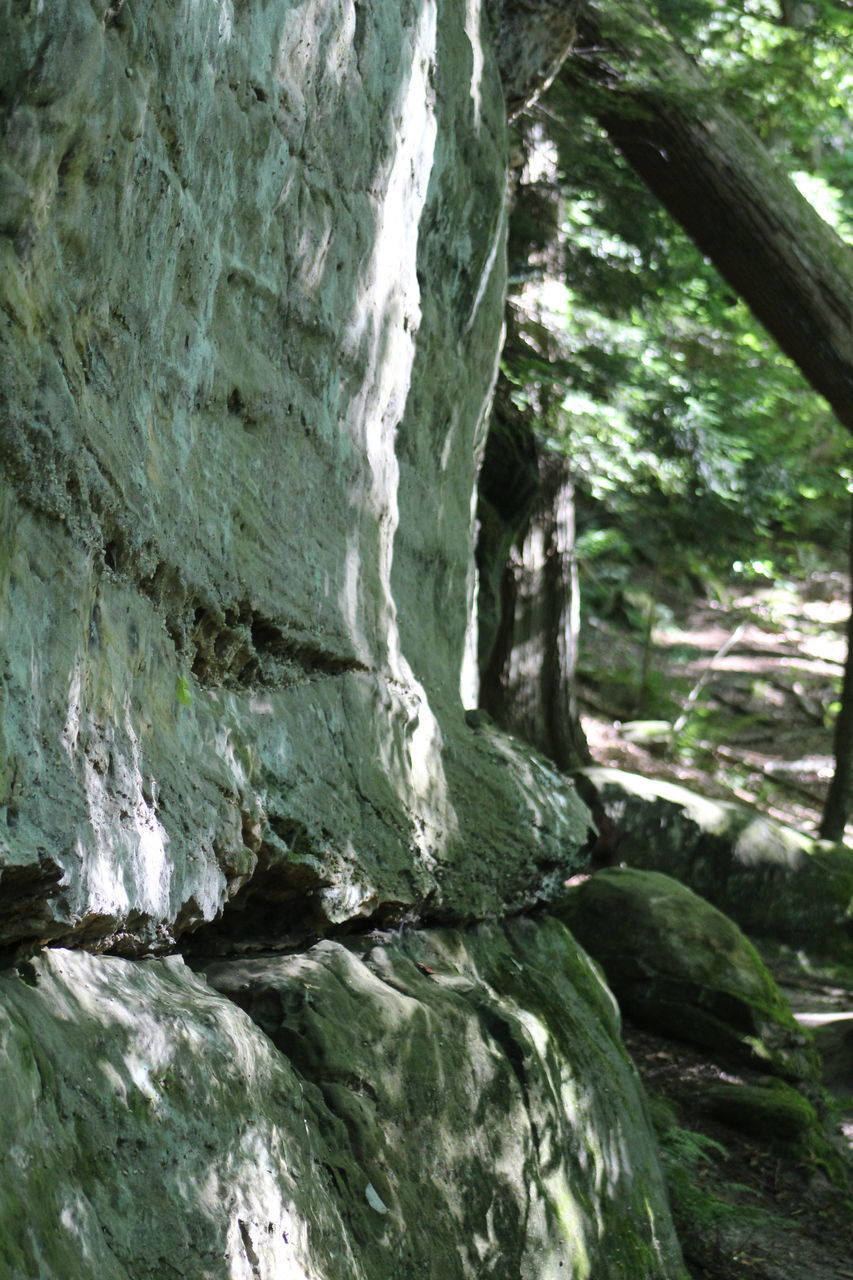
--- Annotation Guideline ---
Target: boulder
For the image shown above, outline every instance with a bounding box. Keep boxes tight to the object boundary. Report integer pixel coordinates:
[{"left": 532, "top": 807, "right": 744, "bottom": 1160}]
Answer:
[
  {"left": 555, "top": 867, "right": 820, "bottom": 1080},
  {"left": 703, "top": 1079, "right": 846, "bottom": 1184},
  {"left": 0, "top": 922, "right": 687, "bottom": 1279},
  {"left": 574, "top": 767, "right": 853, "bottom": 961}
]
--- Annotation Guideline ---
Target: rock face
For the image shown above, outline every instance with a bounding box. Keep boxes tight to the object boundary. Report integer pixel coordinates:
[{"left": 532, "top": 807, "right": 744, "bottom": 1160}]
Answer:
[
  {"left": 576, "top": 768, "right": 853, "bottom": 961},
  {"left": 0, "top": 5, "right": 688, "bottom": 1276},
  {"left": 557, "top": 868, "right": 821, "bottom": 1081},
  {"left": 0, "top": 0, "right": 589, "bottom": 953},
  {"left": 0, "top": 927, "right": 686, "bottom": 1279}
]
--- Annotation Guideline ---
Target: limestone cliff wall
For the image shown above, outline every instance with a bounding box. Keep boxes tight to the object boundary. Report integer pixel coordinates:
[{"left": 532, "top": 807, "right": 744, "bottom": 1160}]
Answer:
[
  {"left": 0, "top": 4, "right": 687, "bottom": 1276},
  {"left": 0, "top": 923, "right": 685, "bottom": 1279},
  {"left": 1, "top": 0, "right": 588, "bottom": 954}
]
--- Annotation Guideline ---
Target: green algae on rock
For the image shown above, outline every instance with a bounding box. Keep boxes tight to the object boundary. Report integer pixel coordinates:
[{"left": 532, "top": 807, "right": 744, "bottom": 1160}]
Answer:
[
  {"left": 0, "top": 928, "right": 686, "bottom": 1279},
  {"left": 555, "top": 867, "right": 821, "bottom": 1081}
]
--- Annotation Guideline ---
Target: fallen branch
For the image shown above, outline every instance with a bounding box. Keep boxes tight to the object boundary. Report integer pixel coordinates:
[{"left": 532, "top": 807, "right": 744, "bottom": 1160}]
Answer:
[{"left": 671, "top": 623, "right": 746, "bottom": 737}]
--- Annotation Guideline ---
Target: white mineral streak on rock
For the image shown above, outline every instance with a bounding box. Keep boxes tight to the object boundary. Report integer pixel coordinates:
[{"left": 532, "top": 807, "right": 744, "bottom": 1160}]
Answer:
[
  {"left": 465, "top": 0, "right": 485, "bottom": 126},
  {"left": 335, "top": 1, "right": 457, "bottom": 865},
  {"left": 60, "top": 659, "right": 84, "bottom": 756},
  {"left": 75, "top": 698, "right": 173, "bottom": 920},
  {"left": 461, "top": 204, "right": 507, "bottom": 710},
  {"left": 216, "top": 0, "right": 234, "bottom": 44}
]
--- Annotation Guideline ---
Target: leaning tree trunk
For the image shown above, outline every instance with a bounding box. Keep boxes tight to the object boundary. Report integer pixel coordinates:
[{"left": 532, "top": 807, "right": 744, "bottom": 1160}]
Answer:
[
  {"left": 820, "top": 489, "right": 853, "bottom": 840},
  {"left": 560, "top": 0, "right": 853, "bottom": 430}
]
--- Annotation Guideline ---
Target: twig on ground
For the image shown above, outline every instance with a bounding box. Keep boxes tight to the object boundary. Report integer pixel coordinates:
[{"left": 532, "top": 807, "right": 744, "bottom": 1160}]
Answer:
[{"left": 672, "top": 624, "right": 747, "bottom": 738}]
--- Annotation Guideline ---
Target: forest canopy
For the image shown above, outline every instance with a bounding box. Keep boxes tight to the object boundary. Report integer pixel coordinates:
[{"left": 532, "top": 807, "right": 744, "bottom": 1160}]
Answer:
[
  {"left": 504, "top": 0, "right": 853, "bottom": 588},
  {"left": 480, "top": 0, "right": 853, "bottom": 827}
]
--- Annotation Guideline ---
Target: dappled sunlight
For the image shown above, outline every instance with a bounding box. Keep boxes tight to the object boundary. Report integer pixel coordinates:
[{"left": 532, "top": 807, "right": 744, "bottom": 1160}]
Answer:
[
  {"left": 351, "top": 925, "right": 678, "bottom": 1274},
  {"left": 521, "top": 125, "right": 559, "bottom": 186},
  {"left": 2, "top": 923, "right": 683, "bottom": 1278},
  {"left": 734, "top": 815, "right": 809, "bottom": 869},
  {"left": 0, "top": 949, "right": 336, "bottom": 1278},
  {"left": 57, "top": 1189, "right": 109, "bottom": 1270},
  {"left": 485, "top": 729, "right": 581, "bottom": 836},
  {"left": 464, "top": 0, "right": 485, "bottom": 126}
]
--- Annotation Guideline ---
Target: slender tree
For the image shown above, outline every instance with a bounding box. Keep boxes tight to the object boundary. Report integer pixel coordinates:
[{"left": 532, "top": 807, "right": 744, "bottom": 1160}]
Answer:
[{"left": 820, "top": 488, "right": 853, "bottom": 840}]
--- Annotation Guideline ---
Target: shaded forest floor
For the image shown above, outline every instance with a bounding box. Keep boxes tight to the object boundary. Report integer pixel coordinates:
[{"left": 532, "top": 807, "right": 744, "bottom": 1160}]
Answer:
[
  {"left": 578, "top": 570, "right": 850, "bottom": 841},
  {"left": 578, "top": 571, "right": 853, "bottom": 1277},
  {"left": 627, "top": 1016, "right": 853, "bottom": 1280}
]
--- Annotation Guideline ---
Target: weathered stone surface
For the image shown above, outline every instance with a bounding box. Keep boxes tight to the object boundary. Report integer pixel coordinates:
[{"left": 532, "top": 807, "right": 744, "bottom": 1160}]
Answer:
[
  {"left": 702, "top": 1079, "right": 846, "bottom": 1183},
  {"left": 0, "top": 0, "right": 590, "bottom": 952},
  {"left": 575, "top": 768, "right": 853, "bottom": 960},
  {"left": 555, "top": 867, "right": 821, "bottom": 1080},
  {"left": 0, "top": 925, "right": 686, "bottom": 1279}
]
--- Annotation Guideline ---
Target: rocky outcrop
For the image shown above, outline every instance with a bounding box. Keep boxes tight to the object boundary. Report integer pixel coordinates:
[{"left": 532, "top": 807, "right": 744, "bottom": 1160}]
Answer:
[
  {"left": 575, "top": 768, "right": 853, "bottom": 961},
  {"left": 556, "top": 867, "right": 821, "bottom": 1081},
  {"left": 0, "top": 0, "right": 591, "bottom": 956},
  {"left": 0, "top": 5, "right": 690, "bottom": 1276},
  {"left": 0, "top": 923, "right": 686, "bottom": 1279}
]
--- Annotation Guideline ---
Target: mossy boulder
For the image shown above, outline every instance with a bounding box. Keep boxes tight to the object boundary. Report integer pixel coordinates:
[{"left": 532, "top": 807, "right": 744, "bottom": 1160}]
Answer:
[
  {"left": 555, "top": 868, "right": 820, "bottom": 1080},
  {"left": 705, "top": 1079, "right": 818, "bottom": 1143},
  {"left": 574, "top": 767, "right": 853, "bottom": 962},
  {"left": 0, "top": 923, "right": 688, "bottom": 1279},
  {"left": 704, "top": 1078, "right": 846, "bottom": 1184}
]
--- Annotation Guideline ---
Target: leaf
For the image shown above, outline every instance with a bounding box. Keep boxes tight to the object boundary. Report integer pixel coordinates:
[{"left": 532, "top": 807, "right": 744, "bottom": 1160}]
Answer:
[
  {"left": 365, "top": 1183, "right": 388, "bottom": 1215},
  {"left": 176, "top": 675, "right": 193, "bottom": 707}
]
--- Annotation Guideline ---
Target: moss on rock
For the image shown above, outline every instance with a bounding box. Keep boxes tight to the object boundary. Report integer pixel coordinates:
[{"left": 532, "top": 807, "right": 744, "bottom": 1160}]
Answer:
[
  {"left": 555, "top": 867, "right": 820, "bottom": 1080},
  {"left": 574, "top": 767, "right": 853, "bottom": 962},
  {"left": 0, "top": 927, "right": 688, "bottom": 1278}
]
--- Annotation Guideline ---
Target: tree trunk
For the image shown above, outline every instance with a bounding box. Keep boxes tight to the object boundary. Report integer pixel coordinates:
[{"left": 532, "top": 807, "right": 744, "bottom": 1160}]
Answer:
[
  {"left": 820, "top": 489, "right": 853, "bottom": 840},
  {"left": 560, "top": 0, "right": 853, "bottom": 430},
  {"left": 479, "top": 451, "right": 591, "bottom": 770}
]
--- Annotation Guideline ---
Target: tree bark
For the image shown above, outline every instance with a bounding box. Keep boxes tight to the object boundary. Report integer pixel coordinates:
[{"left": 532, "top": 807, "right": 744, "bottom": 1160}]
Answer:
[
  {"left": 819, "top": 488, "right": 853, "bottom": 839},
  {"left": 560, "top": 0, "right": 853, "bottom": 430},
  {"left": 487, "top": 0, "right": 581, "bottom": 119},
  {"left": 479, "top": 451, "right": 591, "bottom": 770}
]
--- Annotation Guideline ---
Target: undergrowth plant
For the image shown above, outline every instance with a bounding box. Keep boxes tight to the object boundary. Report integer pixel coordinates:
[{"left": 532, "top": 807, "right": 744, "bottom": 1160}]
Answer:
[{"left": 649, "top": 1096, "right": 776, "bottom": 1245}]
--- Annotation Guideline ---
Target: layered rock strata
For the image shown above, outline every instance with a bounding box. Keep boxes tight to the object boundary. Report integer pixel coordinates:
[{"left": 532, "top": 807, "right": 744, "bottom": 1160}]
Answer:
[{"left": 0, "top": 0, "right": 588, "bottom": 954}]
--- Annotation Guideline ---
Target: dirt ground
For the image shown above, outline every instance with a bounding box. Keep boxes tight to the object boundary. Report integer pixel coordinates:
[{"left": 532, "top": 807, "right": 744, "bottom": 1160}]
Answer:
[
  {"left": 625, "top": 1019, "right": 853, "bottom": 1280},
  {"left": 577, "top": 574, "right": 853, "bottom": 1278},
  {"left": 578, "top": 573, "right": 851, "bottom": 840}
]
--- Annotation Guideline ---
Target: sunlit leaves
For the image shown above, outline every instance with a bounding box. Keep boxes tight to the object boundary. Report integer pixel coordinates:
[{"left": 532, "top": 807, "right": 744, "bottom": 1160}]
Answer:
[{"left": 502, "top": 7, "right": 853, "bottom": 586}]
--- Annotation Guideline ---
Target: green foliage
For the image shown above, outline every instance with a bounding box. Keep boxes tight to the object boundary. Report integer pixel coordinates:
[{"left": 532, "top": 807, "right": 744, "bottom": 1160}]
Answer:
[
  {"left": 175, "top": 675, "right": 193, "bottom": 708},
  {"left": 502, "top": 0, "right": 853, "bottom": 613},
  {"left": 649, "top": 1095, "right": 774, "bottom": 1237},
  {"left": 653, "top": 0, "right": 853, "bottom": 224}
]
